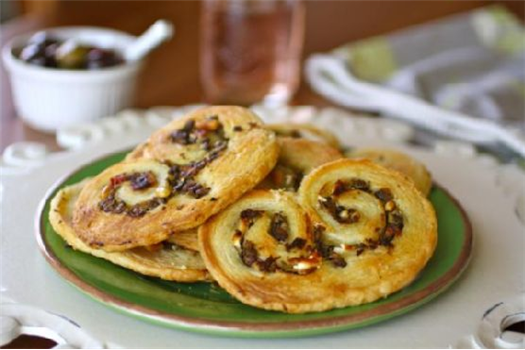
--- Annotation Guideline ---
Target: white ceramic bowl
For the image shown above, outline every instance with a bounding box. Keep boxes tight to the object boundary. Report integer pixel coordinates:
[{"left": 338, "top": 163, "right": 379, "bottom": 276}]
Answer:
[{"left": 2, "top": 26, "right": 144, "bottom": 132}]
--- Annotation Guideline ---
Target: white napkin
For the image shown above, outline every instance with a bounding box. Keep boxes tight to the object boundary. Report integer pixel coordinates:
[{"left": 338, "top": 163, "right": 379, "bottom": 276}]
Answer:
[{"left": 305, "top": 5, "right": 525, "bottom": 158}]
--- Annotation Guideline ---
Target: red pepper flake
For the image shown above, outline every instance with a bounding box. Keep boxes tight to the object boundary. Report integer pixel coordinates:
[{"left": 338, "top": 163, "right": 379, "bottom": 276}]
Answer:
[{"left": 110, "top": 174, "right": 128, "bottom": 187}]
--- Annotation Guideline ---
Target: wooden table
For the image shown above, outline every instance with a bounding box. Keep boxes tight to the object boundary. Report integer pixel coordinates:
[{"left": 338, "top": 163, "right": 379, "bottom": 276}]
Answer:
[{"left": 2, "top": 0, "right": 523, "bottom": 153}]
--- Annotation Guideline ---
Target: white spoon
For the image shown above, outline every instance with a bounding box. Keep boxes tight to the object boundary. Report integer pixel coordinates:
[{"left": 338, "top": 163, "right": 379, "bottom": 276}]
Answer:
[{"left": 123, "top": 20, "right": 174, "bottom": 61}]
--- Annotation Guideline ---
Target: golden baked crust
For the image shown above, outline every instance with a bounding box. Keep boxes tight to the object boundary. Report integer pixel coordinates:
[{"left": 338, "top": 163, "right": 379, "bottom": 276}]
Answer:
[
  {"left": 260, "top": 137, "right": 343, "bottom": 191},
  {"left": 268, "top": 123, "right": 341, "bottom": 149},
  {"left": 348, "top": 148, "right": 432, "bottom": 196},
  {"left": 73, "top": 106, "right": 279, "bottom": 251},
  {"left": 199, "top": 160, "right": 437, "bottom": 313},
  {"left": 166, "top": 229, "right": 199, "bottom": 252},
  {"left": 50, "top": 180, "right": 211, "bottom": 282},
  {"left": 131, "top": 106, "right": 276, "bottom": 164}
]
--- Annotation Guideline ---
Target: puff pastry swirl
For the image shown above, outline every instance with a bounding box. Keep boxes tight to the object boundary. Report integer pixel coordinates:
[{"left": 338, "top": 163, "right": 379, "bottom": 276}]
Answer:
[
  {"left": 262, "top": 137, "right": 343, "bottom": 191},
  {"left": 50, "top": 180, "right": 210, "bottom": 282},
  {"left": 268, "top": 123, "right": 341, "bottom": 149},
  {"left": 200, "top": 159, "right": 437, "bottom": 313},
  {"left": 348, "top": 148, "right": 432, "bottom": 196},
  {"left": 73, "top": 106, "right": 279, "bottom": 251}
]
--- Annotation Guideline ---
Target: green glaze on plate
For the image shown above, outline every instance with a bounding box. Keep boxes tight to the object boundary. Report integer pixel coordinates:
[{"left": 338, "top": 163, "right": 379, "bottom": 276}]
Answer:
[{"left": 36, "top": 150, "right": 472, "bottom": 338}]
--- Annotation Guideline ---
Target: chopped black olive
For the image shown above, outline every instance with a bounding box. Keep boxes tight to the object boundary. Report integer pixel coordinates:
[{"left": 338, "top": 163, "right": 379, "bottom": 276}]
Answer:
[
  {"left": 286, "top": 237, "right": 306, "bottom": 251},
  {"left": 331, "top": 254, "right": 347, "bottom": 268},
  {"left": 129, "top": 172, "right": 156, "bottom": 190},
  {"left": 319, "top": 196, "right": 360, "bottom": 224},
  {"left": 170, "top": 129, "right": 191, "bottom": 145},
  {"left": 240, "top": 209, "right": 263, "bottom": 220},
  {"left": 332, "top": 180, "right": 347, "bottom": 196},
  {"left": 350, "top": 178, "right": 370, "bottom": 191},
  {"left": 128, "top": 205, "right": 148, "bottom": 218},
  {"left": 241, "top": 240, "right": 258, "bottom": 267},
  {"left": 256, "top": 256, "right": 278, "bottom": 273},
  {"left": 312, "top": 224, "right": 326, "bottom": 253},
  {"left": 389, "top": 210, "right": 404, "bottom": 229},
  {"left": 269, "top": 213, "right": 289, "bottom": 242},
  {"left": 375, "top": 188, "right": 393, "bottom": 202}
]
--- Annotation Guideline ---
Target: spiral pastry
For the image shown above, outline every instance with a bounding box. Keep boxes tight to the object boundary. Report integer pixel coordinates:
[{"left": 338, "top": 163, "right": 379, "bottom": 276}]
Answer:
[
  {"left": 166, "top": 229, "right": 199, "bottom": 252},
  {"left": 199, "top": 190, "right": 324, "bottom": 312},
  {"left": 200, "top": 159, "right": 437, "bottom": 313},
  {"left": 347, "top": 148, "right": 432, "bottom": 196},
  {"left": 261, "top": 137, "right": 343, "bottom": 191},
  {"left": 50, "top": 180, "right": 210, "bottom": 282},
  {"left": 73, "top": 106, "right": 279, "bottom": 251},
  {"left": 131, "top": 106, "right": 277, "bottom": 165},
  {"left": 268, "top": 123, "right": 341, "bottom": 149}
]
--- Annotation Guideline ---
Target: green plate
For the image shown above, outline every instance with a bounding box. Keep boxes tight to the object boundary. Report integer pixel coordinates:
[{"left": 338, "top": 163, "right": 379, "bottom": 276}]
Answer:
[{"left": 36, "top": 150, "right": 472, "bottom": 338}]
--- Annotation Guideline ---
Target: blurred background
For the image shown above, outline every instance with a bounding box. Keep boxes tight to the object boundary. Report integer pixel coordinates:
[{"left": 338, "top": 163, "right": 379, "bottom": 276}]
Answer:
[{"left": 1, "top": 0, "right": 524, "bottom": 151}]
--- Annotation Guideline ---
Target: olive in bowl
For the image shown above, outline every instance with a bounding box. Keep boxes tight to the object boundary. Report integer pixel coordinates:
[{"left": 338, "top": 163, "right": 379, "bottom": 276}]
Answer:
[
  {"left": 3, "top": 27, "right": 143, "bottom": 132},
  {"left": 17, "top": 31, "right": 124, "bottom": 70}
]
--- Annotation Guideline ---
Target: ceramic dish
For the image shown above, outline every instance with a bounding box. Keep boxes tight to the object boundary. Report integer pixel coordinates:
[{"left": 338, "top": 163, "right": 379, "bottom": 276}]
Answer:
[
  {"left": 2, "top": 27, "right": 143, "bottom": 132},
  {"left": 36, "top": 150, "right": 472, "bottom": 337}
]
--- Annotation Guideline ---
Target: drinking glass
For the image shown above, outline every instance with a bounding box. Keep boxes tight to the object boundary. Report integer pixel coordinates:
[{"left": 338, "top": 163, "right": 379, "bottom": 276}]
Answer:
[{"left": 200, "top": 0, "right": 305, "bottom": 107}]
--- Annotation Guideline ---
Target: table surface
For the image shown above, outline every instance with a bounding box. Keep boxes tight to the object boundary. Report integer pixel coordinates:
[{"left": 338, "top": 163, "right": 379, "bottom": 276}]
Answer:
[{"left": 1, "top": 0, "right": 523, "bottom": 153}]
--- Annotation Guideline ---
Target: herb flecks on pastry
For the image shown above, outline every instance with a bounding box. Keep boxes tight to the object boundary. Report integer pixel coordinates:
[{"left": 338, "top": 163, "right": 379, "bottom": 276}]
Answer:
[
  {"left": 233, "top": 206, "right": 321, "bottom": 275},
  {"left": 268, "top": 123, "right": 341, "bottom": 149},
  {"left": 260, "top": 137, "right": 343, "bottom": 192},
  {"left": 200, "top": 159, "right": 437, "bottom": 313},
  {"left": 347, "top": 148, "right": 432, "bottom": 196},
  {"left": 73, "top": 106, "right": 279, "bottom": 251},
  {"left": 50, "top": 180, "right": 211, "bottom": 282}
]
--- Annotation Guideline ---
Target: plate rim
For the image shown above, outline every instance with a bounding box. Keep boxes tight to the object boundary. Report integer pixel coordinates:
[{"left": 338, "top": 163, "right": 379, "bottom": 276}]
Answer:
[{"left": 35, "top": 150, "right": 473, "bottom": 337}]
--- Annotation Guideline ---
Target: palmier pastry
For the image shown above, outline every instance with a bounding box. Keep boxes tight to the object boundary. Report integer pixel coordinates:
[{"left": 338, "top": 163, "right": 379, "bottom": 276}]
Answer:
[
  {"left": 160, "top": 138, "right": 339, "bottom": 253},
  {"left": 347, "top": 148, "right": 432, "bottom": 196},
  {"left": 73, "top": 106, "right": 279, "bottom": 251},
  {"left": 166, "top": 229, "right": 199, "bottom": 252},
  {"left": 130, "top": 106, "right": 276, "bottom": 164},
  {"left": 50, "top": 180, "right": 210, "bottom": 282},
  {"left": 262, "top": 137, "right": 343, "bottom": 191},
  {"left": 268, "top": 123, "right": 341, "bottom": 149},
  {"left": 200, "top": 159, "right": 437, "bottom": 313}
]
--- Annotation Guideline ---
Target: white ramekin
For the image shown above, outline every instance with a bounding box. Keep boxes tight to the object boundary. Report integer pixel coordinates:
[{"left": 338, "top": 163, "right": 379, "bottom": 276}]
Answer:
[{"left": 2, "top": 26, "right": 144, "bottom": 132}]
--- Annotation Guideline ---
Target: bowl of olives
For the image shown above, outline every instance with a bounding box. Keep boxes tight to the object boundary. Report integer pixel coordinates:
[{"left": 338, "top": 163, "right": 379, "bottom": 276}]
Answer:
[{"left": 2, "top": 27, "right": 144, "bottom": 132}]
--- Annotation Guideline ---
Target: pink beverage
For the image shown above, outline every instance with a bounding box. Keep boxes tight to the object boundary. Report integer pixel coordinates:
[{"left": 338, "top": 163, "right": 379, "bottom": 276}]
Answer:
[{"left": 200, "top": 0, "right": 305, "bottom": 106}]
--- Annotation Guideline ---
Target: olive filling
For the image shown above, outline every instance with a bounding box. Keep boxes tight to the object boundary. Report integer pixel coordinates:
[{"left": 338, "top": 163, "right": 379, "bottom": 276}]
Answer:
[
  {"left": 316, "top": 178, "right": 405, "bottom": 264},
  {"left": 99, "top": 171, "right": 167, "bottom": 218},
  {"left": 99, "top": 118, "right": 230, "bottom": 217},
  {"left": 318, "top": 196, "right": 360, "bottom": 224},
  {"left": 312, "top": 224, "right": 347, "bottom": 268},
  {"left": 235, "top": 210, "right": 319, "bottom": 274},
  {"left": 269, "top": 213, "right": 289, "bottom": 242},
  {"left": 169, "top": 116, "right": 228, "bottom": 152}
]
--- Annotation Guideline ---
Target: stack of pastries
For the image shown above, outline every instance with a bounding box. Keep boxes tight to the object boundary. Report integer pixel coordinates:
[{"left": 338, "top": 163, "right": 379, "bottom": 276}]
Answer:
[{"left": 50, "top": 106, "right": 437, "bottom": 313}]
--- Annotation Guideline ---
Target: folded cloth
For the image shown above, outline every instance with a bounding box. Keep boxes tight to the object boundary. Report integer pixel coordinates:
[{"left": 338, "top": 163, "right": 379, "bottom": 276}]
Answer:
[{"left": 306, "top": 5, "right": 525, "bottom": 157}]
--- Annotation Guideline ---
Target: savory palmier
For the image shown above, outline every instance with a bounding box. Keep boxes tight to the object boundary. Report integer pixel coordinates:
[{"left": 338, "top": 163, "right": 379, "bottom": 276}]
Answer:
[
  {"left": 268, "top": 123, "right": 341, "bottom": 149},
  {"left": 166, "top": 229, "right": 199, "bottom": 252},
  {"left": 50, "top": 180, "right": 210, "bottom": 282},
  {"left": 130, "top": 106, "right": 276, "bottom": 165},
  {"left": 200, "top": 159, "right": 437, "bottom": 313},
  {"left": 262, "top": 137, "right": 343, "bottom": 191},
  {"left": 347, "top": 148, "right": 432, "bottom": 196},
  {"left": 199, "top": 190, "right": 322, "bottom": 312},
  {"left": 73, "top": 106, "right": 279, "bottom": 251}
]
